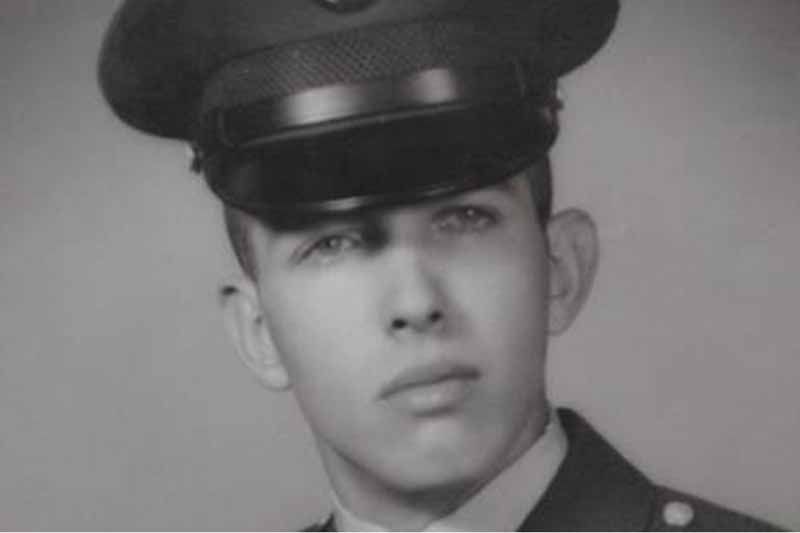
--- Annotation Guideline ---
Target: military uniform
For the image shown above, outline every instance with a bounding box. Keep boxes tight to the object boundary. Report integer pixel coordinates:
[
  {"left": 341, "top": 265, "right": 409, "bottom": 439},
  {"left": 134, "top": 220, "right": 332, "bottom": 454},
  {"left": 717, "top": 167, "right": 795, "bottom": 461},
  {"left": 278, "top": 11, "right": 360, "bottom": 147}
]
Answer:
[
  {"left": 97, "top": 2, "right": 781, "bottom": 531},
  {"left": 306, "top": 409, "right": 779, "bottom": 532}
]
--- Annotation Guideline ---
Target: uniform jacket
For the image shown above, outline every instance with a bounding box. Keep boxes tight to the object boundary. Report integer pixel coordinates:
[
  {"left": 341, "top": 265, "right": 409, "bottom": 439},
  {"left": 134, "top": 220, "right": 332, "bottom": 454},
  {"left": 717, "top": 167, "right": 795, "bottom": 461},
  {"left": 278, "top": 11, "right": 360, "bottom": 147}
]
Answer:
[{"left": 305, "top": 409, "right": 778, "bottom": 531}]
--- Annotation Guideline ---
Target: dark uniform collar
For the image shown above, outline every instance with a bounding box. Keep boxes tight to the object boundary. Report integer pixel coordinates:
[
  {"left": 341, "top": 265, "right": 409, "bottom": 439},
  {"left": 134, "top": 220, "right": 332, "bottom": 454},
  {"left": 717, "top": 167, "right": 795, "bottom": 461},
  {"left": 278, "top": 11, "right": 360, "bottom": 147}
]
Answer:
[{"left": 517, "top": 408, "right": 657, "bottom": 531}]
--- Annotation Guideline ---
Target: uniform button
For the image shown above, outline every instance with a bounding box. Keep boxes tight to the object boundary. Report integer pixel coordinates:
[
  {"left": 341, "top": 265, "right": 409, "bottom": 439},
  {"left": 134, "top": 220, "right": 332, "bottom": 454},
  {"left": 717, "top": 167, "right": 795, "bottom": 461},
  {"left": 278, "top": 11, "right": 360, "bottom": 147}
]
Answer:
[{"left": 663, "top": 500, "right": 695, "bottom": 528}]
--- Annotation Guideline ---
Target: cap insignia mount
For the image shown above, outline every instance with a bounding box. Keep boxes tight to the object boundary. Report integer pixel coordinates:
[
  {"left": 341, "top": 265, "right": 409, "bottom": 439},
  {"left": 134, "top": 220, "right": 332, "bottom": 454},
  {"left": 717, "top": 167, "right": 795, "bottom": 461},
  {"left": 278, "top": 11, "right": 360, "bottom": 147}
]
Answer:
[{"left": 314, "top": 0, "right": 378, "bottom": 14}]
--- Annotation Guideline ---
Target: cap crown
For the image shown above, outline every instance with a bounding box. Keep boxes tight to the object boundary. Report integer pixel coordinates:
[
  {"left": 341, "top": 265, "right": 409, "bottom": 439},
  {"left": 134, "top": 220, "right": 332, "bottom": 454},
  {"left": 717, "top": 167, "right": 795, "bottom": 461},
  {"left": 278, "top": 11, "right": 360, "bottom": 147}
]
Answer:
[{"left": 99, "top": 0, "right": 619, "bottom": 140}]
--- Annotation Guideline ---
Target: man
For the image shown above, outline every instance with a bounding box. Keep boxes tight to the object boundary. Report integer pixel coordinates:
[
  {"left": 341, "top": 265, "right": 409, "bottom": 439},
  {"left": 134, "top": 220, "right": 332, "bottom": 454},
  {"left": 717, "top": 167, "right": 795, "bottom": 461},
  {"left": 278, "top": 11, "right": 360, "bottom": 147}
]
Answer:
[{"left": 98, "top": 0, "right": 779, "bottom": 530}]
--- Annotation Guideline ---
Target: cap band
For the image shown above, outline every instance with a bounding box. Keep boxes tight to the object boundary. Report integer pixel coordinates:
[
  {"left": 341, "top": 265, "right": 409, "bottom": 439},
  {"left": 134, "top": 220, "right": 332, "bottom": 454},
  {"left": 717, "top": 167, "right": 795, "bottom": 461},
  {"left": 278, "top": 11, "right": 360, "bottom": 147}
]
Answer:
[{"left": 194, "top": 61, "right": 559, "bottom": 168}]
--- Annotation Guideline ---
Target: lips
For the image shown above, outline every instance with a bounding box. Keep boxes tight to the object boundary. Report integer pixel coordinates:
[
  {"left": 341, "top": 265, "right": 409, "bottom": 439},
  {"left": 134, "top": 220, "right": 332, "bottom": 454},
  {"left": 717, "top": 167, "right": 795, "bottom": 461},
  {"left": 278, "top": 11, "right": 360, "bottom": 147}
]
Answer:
[{"left": 379, "top": 361, "right": 480, "bottom": 401}]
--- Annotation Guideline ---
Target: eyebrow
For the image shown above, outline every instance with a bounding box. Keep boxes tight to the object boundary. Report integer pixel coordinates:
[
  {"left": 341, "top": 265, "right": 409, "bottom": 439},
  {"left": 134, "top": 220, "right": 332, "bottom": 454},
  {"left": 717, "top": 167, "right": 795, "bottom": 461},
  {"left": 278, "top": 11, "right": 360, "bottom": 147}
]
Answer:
[
  {"left": 454, "top": 176, "right": 520, "bottom": 204},
  {"left": 483, "top": 178, "right": 517, "bottom": 196}
]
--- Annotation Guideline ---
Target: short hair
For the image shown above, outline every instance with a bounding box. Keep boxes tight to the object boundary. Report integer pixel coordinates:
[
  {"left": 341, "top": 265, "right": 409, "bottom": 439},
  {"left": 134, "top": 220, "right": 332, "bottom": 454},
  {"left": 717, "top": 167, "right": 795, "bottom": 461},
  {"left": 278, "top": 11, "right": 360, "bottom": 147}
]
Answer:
[{"left": 222, "top": 157, "right": 553, "bottom": 280}]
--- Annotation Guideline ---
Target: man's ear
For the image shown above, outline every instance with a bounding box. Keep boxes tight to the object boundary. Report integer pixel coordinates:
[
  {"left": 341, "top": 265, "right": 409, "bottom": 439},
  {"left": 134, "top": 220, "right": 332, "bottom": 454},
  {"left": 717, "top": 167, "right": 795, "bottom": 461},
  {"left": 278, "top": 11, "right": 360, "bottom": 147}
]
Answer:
[
  {"left": 546, "top": 208, "right": 599, "bottom": 336},
  {"left": 219, "top": 276, "right": 291, "bottom": 391}
]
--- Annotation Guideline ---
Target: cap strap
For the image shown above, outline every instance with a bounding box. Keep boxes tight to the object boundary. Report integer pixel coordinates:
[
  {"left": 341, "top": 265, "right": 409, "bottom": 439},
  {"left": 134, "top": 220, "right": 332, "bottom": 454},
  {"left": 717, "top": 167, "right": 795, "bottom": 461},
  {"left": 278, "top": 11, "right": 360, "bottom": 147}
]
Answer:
[{"left": 195, "top": 61, "right": 557, "bottom": 161}]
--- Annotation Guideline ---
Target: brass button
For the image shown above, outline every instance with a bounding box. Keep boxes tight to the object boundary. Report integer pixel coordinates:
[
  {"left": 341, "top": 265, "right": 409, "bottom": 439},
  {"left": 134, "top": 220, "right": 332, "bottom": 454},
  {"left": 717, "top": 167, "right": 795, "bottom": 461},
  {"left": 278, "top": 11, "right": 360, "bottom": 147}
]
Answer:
[{"left": 663, "top": 500, "right": 695, "bottom": 528}]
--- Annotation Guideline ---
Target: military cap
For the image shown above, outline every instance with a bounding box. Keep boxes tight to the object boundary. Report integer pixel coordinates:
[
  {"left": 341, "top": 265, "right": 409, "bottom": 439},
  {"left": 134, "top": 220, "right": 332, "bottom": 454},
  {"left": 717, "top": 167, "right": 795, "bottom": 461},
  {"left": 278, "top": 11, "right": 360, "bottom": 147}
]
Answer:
[{"left": 99, "top": 0, "right": 619, "bottom": 222}]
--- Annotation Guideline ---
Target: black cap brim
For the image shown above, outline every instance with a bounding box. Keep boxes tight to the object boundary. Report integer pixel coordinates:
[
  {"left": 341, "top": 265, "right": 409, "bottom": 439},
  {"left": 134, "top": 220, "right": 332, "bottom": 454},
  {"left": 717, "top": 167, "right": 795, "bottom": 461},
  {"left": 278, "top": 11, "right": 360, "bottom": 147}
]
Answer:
[{"left": 204, "top": 94, "right": 557, "bottom": 224}]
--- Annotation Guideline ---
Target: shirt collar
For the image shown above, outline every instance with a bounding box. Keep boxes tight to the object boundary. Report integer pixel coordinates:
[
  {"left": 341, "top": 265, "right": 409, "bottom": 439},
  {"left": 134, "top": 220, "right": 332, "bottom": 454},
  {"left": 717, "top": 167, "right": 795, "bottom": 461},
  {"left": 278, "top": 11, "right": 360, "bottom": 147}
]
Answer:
[{"left": 331, "top": 410, "right": 568, "bottom": 531}]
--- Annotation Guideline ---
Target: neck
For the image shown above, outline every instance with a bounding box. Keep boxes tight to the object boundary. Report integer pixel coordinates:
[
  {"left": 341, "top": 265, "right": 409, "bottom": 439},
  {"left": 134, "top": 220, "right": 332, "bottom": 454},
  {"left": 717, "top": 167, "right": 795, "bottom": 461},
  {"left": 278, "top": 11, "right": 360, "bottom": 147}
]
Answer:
[
  {"left": 318, "top": 407, "right": 549, "bottom": 530},
  {"left": 329, "top": 465, "right": 473, "bottom": 530}
]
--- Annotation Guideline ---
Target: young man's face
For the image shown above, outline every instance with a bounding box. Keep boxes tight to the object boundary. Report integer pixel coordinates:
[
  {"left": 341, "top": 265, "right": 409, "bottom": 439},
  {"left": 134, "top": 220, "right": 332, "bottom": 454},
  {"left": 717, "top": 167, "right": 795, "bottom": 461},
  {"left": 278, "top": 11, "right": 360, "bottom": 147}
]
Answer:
[{"left": 224, "top": 171, "right": 595, "bottom": 509}]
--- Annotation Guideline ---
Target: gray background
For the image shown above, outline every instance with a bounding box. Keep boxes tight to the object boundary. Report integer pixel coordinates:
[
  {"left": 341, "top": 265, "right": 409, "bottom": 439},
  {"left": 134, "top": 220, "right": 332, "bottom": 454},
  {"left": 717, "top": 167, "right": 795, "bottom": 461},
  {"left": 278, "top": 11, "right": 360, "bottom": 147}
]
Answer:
[{"left": 1, "top": 0, "right": 799, "bottom": 530}]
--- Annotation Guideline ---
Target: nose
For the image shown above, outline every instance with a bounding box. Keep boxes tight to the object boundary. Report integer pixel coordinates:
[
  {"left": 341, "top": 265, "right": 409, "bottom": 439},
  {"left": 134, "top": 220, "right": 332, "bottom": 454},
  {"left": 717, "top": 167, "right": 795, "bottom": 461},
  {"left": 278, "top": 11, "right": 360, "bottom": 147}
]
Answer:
[{"left": 382, "top": 248, "right": 448, "bottom": 337}]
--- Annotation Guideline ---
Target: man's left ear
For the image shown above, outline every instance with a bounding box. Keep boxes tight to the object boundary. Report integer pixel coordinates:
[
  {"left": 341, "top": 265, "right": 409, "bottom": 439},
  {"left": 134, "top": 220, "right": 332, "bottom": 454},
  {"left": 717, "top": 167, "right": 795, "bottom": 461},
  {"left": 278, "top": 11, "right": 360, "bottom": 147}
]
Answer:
[{"left": 546, "top": 208, "right": 599, "bottom": 335}]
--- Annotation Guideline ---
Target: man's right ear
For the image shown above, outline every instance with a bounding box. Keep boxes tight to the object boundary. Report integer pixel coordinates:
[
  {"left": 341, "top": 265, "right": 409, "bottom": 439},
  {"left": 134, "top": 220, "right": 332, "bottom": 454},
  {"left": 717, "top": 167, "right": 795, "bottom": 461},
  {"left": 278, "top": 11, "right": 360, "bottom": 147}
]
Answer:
[{"left": 219, "top": 276, "right": 291, "bottom": 391}]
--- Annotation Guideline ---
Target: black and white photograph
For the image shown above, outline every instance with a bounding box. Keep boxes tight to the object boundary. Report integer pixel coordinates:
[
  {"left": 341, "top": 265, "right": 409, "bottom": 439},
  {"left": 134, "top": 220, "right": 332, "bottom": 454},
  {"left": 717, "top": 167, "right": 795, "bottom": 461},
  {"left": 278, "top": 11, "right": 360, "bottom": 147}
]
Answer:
[{"left": 1, "top": 1, "right": 799, "bottom": 530}]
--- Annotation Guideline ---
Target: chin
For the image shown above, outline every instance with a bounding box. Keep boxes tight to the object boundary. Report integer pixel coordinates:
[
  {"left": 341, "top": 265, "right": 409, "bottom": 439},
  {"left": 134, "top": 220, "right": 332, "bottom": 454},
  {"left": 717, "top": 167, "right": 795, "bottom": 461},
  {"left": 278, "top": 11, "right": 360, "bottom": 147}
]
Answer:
[
  {"left": 375, "top": 431, "right": 508, "bottom": 494},
  {"left": 377, "top": 464, "right": 485, "bottom": 497}
]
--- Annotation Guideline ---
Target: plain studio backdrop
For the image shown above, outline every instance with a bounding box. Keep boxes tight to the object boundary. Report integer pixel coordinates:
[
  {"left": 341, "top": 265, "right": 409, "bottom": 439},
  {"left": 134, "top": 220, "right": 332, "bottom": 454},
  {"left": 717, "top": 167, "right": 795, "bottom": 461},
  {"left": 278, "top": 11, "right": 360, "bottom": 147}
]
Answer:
[{"left": 1, "top": 0, "right": 798, "bottom": 530}]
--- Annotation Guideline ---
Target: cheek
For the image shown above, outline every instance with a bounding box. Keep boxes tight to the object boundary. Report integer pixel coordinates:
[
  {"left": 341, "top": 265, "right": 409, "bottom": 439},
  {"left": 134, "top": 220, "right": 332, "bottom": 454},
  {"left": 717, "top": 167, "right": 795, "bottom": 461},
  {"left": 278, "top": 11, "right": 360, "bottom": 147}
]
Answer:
[
  {"left": 258, "top": 271, "right": 379, "bottom": 415},
  {"left": 448, "top": 226, "right": 549, "bottom": 384},
  {"left": 451, "top": 225, "right": 549, "bottom": 336}
]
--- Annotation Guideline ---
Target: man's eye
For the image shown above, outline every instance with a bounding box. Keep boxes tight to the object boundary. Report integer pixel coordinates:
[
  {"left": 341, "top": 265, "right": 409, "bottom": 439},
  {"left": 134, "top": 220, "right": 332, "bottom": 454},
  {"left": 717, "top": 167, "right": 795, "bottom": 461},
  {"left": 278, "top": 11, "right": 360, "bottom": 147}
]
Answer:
[
  {"left": 301, "top": 234, "right": 362, "bottom": 264},
  {"left": 434, "top": 206, "right": 498, "bottom": 234}
]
